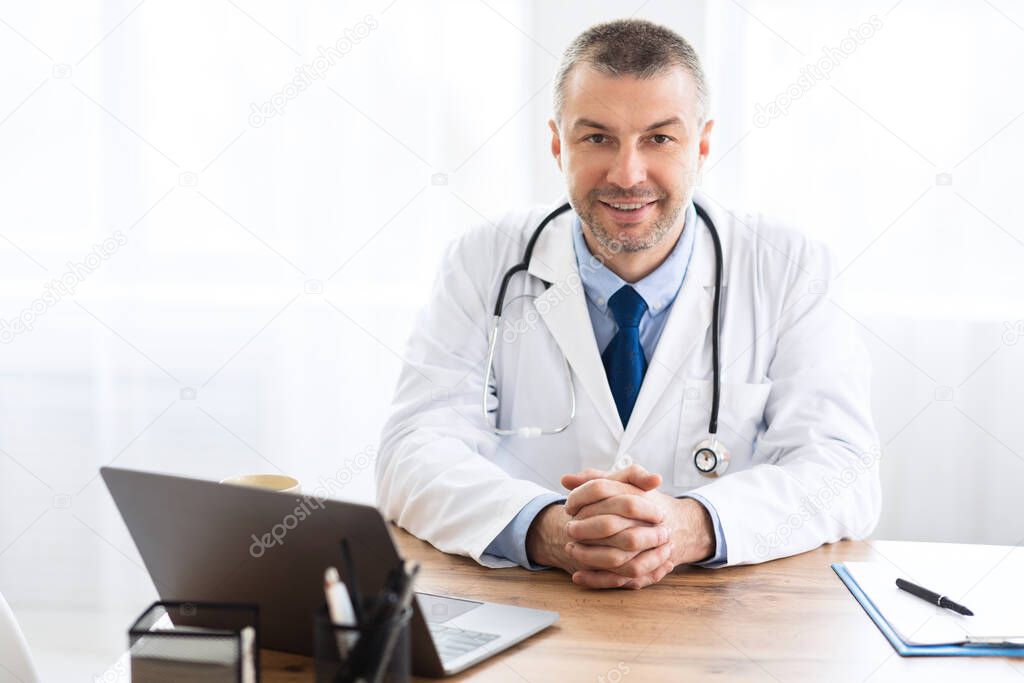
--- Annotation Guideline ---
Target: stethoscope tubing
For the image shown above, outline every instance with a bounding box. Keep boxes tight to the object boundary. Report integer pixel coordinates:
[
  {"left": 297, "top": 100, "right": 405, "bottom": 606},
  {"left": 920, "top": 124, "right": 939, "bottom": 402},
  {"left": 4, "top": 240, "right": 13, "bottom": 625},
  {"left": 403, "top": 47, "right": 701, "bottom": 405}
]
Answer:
[{"left": 487, "top": 198, "right": 724, "bottom": 442}]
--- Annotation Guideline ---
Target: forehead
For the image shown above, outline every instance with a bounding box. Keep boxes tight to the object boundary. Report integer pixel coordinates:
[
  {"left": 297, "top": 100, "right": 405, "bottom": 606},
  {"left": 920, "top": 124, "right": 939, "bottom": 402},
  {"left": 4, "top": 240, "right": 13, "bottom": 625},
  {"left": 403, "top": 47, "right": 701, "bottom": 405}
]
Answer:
[{"left": 563, "top": 64, "right": 699, "bottom": 131}]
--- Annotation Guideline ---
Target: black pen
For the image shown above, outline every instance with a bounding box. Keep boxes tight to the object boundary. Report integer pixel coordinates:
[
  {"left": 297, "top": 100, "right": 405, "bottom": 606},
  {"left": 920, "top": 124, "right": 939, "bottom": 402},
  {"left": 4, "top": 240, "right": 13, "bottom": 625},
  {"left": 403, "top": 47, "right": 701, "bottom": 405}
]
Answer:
[
  {"left": 344, "top": 561, "right": 413, "bottom": 682},
  {"left": 895, "top": 578, "right": 974, "bottom": 616},
  {"left": 371, "top": 561, "right": 420, "bottom": 683}
]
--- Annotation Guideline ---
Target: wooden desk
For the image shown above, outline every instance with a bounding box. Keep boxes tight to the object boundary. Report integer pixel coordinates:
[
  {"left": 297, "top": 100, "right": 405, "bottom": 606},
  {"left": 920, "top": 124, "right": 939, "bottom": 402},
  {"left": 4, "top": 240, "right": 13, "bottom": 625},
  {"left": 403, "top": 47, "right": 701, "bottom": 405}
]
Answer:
[{"left": 260, "top": 529, "right": 1024, "bottom": 682}]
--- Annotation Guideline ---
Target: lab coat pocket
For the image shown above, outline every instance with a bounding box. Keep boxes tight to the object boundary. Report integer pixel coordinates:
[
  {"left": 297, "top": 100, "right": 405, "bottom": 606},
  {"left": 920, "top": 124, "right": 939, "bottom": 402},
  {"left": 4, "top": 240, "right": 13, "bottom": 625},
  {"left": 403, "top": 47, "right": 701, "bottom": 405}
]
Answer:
[{"left": 673, "top": 378, "right": 772, "bottom": 488}]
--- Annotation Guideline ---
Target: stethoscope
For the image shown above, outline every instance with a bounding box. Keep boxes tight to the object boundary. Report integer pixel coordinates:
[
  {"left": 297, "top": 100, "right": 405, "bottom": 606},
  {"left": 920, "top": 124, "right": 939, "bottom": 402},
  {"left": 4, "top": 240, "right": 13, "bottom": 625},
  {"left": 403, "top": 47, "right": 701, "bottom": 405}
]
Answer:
[{"left": 482, "top": 199, "right": 731, "bottom": 478}]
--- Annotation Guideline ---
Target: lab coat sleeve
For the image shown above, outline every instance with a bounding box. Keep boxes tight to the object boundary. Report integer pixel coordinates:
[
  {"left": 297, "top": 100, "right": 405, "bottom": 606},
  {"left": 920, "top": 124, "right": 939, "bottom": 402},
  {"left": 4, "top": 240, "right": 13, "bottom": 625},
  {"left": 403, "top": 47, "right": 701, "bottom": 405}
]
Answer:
[
  {"left": 689, "top": 233, "right": 882, "bottom": 566},
  {"left": 375, "top": 223, "right": 561, "bottom": 568},
  {"left": 482, "top": 492, "right": 566, "bottom": 569}
]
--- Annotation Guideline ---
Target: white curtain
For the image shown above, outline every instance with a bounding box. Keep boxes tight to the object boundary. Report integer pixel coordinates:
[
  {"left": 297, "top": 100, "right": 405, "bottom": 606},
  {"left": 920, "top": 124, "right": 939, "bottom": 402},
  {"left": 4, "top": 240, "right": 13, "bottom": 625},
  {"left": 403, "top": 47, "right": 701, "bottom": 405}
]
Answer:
[{"left": 700, "top": 0, "right": 1024, "bottom": 545}]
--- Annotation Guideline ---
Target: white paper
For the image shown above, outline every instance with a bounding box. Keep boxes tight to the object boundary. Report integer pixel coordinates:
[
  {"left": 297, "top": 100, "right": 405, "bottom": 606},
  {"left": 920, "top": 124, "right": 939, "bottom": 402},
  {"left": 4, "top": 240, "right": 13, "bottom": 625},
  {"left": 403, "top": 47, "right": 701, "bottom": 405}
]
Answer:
[{"left": 845, "top": 551, "right": 1024, "bottom": 646}]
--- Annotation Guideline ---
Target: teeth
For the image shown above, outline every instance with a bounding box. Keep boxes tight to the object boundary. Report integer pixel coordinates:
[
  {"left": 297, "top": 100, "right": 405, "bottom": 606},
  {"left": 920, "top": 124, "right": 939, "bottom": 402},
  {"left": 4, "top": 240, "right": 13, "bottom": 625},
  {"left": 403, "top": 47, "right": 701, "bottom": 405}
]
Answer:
[{"left": 607, "top": 202, "right": 648, "bottom": 210}]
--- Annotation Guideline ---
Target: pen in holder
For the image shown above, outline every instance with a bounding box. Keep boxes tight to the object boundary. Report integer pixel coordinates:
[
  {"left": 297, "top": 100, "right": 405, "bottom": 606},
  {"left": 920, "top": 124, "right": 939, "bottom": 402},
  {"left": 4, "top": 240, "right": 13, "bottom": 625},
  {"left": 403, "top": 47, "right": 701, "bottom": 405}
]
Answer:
[{"left": 313, "top": 602, "right": 412, "bottom": 683}]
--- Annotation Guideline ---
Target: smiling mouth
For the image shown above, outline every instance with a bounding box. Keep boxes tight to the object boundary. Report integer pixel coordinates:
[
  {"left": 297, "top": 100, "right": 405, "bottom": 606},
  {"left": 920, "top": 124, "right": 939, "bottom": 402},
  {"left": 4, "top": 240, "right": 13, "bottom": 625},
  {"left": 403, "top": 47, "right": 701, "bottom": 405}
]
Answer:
[{"left": 599, "top": 199, "right": 658, "bottom": 212}]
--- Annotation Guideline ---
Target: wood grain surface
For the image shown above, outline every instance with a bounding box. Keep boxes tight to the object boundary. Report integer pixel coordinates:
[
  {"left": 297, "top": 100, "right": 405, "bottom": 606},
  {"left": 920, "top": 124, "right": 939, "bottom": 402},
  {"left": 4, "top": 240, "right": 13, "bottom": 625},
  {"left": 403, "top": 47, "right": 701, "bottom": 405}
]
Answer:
[{"left": 259, "top": 526, "right": 1024, "bottom": 682}]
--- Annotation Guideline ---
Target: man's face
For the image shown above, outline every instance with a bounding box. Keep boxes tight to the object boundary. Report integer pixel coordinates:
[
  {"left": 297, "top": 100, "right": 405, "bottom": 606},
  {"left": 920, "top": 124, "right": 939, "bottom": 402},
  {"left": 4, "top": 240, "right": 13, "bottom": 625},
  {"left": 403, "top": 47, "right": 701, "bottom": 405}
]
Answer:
[{"left": 550, "top": 65, "right": 712, "bottom": 254}]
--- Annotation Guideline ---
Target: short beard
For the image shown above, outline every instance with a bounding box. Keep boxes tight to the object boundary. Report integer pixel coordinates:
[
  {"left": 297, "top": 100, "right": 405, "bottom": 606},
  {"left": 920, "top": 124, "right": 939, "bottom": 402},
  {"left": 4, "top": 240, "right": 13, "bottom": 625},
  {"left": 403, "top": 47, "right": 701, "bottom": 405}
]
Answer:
[{"left": 576, "top": 196, "right": 685, "bottom": 254}]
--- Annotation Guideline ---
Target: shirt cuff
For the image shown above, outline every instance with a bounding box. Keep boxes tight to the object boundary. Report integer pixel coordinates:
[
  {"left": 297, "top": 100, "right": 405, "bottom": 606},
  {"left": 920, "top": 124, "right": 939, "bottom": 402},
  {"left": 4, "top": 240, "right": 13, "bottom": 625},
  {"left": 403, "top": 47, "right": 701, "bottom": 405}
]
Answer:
[
  {"left": 678, "top": 492, "right": 728, "bottom": 567},
  {"left": 483, "top": 492, "right": 566, "bottom": 570}
]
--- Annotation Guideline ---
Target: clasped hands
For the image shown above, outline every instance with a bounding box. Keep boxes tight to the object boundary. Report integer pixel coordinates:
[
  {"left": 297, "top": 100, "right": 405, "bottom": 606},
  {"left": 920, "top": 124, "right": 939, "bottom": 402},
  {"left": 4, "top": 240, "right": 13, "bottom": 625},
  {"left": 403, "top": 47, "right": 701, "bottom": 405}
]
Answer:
[{"left": 525, "top": 464, "right": 715, "bottom": 589}]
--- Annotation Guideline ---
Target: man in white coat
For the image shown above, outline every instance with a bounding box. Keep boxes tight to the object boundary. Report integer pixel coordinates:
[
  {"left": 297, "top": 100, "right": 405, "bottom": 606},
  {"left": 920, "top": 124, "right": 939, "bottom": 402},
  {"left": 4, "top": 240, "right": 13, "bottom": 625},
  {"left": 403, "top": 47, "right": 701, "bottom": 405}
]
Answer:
[{"left": 377, "top": 19, "right": 881, "bottom": 589}]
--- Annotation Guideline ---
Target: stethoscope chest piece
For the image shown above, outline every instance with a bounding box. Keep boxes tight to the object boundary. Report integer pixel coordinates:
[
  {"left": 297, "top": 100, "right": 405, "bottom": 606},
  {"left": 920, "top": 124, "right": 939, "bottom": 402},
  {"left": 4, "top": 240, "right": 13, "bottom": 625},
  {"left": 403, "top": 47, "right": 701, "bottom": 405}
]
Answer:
[{"left": 693, "top": 437, "right": 730, "bottom": 477}]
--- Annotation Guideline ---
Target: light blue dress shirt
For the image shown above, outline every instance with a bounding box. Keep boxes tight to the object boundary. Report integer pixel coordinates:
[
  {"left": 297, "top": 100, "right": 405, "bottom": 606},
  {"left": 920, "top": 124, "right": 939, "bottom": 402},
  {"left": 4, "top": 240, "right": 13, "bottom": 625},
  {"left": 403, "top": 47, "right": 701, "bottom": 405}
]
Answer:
[{"left": 483, "top": 200, "right": 728, "bottom": 569}]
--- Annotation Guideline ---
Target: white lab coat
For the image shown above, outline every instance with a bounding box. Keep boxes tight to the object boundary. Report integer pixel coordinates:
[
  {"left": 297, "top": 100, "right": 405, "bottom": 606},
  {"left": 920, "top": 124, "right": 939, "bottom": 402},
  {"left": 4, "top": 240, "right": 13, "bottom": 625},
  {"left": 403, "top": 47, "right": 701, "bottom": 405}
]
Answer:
[{"left": 376, "top": 192, "right": 881, "bottom": 568}]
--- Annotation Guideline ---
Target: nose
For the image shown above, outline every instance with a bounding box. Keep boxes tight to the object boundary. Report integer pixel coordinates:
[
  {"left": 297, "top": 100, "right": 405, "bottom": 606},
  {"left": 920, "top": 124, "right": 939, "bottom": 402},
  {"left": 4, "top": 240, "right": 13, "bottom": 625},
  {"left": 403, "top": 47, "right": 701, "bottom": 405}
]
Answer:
[{"left": 606, "top": 143, "right": 647, "bottom": 189}]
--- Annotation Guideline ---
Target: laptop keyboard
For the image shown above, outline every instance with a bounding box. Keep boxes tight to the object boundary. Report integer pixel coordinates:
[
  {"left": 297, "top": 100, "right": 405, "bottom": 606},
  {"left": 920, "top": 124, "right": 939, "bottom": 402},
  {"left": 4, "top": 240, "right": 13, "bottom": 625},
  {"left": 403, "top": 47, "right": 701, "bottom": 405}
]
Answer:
[{"left": 429, "top": 622, "right": 501, "bottom": 661}]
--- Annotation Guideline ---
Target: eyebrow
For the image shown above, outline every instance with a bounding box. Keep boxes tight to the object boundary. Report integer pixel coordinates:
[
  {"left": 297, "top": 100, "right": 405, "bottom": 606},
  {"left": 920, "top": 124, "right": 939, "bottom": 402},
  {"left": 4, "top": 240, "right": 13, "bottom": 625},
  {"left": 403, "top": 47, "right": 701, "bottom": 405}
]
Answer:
[{"left": 572, "top": 116, "right": 683, "bottom": 132}]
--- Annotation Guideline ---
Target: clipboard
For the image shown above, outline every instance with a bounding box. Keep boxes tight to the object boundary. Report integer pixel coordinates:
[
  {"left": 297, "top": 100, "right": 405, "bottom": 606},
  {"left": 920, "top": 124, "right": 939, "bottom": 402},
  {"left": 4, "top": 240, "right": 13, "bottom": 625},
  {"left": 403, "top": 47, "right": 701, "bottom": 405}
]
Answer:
[{"left": 832, "top": 563, "right": 1024, "bottom": 657}]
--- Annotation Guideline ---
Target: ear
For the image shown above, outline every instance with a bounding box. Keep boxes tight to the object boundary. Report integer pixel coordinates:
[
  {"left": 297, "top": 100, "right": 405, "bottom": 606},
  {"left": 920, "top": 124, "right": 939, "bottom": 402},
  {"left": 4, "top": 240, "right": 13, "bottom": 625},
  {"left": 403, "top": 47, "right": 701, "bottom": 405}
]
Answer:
[
  {"left": 696, "top": 118, "right": 714, "bottom": 172},
  {"left": 548, "top": 119, "right": 562, "bottom": 172}
]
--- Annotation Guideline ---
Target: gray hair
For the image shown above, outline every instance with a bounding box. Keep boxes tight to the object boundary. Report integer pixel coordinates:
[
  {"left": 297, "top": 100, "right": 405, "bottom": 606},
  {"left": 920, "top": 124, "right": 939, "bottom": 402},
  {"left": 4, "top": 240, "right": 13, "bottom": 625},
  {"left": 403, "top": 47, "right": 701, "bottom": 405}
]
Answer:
[{"left": 552, "top": 18, "right": 710, "bottom": 129}]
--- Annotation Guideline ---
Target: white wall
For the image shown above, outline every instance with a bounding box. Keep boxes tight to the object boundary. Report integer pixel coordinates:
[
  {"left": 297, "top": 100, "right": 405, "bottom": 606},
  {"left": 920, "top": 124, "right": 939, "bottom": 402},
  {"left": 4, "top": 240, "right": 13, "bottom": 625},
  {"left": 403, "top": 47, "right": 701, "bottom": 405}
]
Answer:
[
  {"left": 0, "top": 0, "right": 1021, "bottom": 679},
  {"left": 698, "top": 0, "right": 1024, "bottom": 546}
]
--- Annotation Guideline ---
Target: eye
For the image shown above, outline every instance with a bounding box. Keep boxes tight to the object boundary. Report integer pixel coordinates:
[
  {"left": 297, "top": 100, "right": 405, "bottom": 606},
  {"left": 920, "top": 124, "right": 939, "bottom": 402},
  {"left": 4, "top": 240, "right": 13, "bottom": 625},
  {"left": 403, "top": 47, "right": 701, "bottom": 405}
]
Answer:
[
  {"left": 651, "top": 134, "right": 673, "bottom": 144},
  {"left": 585, "top": 134, "right": 608, "bottom": 144}
]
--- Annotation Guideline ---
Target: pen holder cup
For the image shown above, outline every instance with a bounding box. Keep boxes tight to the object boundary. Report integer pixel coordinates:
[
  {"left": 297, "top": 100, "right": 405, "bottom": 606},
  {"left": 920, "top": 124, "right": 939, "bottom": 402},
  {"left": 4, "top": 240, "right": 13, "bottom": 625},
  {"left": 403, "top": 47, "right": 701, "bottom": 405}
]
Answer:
[
  {"left": 128, "top": 601, "right": 260, "bottom": 683},
  {"left": 313, "top": 603, "right": 412, "bottom": 683}
]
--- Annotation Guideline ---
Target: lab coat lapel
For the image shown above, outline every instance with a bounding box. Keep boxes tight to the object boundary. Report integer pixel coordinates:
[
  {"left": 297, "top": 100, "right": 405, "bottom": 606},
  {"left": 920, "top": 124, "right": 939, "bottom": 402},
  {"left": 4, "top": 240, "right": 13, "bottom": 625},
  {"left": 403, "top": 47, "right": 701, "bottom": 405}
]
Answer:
[
  {"left": 622, "top": 203, "right": 724, "bottom": 450},
  {"left": 527, "top": 207, "right": 623, "bottom": 440}
]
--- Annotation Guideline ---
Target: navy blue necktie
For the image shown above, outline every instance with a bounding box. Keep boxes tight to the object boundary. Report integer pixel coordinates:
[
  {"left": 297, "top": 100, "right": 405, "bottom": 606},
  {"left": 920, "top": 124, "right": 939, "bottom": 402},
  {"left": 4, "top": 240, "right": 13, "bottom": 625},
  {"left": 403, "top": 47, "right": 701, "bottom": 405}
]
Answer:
[{"left": 602, "top": 285, "right": 649, "bottom": 427}]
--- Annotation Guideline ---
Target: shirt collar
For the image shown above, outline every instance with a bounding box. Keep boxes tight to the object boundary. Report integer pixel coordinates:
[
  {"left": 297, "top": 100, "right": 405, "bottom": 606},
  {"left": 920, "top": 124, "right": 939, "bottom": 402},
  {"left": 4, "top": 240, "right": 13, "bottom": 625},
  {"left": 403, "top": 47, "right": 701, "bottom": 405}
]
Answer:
[{"left": 572, "top": 200, "right": 697, "bottom": 318}]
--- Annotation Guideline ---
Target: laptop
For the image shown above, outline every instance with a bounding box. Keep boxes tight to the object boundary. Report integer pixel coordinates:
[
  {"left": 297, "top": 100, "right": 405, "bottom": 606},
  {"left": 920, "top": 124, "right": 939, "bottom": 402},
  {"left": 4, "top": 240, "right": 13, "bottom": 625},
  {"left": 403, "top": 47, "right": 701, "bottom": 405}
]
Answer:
[{"left": 101, "top": 466, "right": 558, "bottom": 676}]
